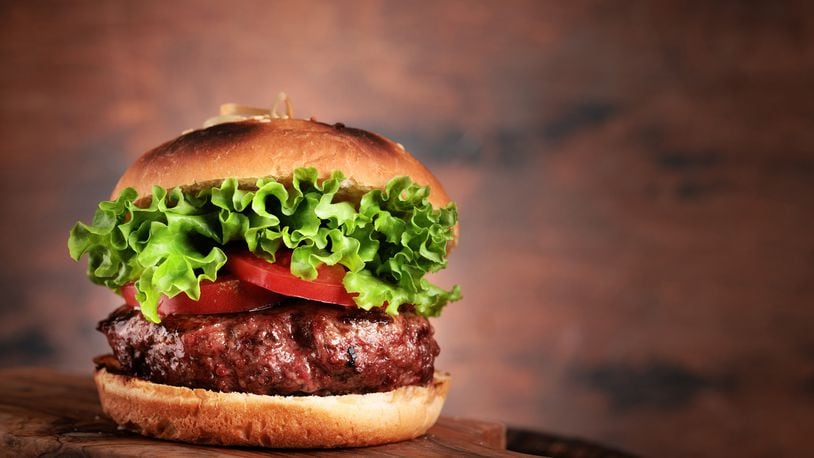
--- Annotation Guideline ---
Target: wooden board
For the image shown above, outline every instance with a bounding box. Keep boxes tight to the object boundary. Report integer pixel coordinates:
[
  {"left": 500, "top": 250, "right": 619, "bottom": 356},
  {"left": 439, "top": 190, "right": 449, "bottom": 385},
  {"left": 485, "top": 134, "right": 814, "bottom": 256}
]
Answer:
[{"left": 0, "top": 368, "right": 526, "bottom": 457}]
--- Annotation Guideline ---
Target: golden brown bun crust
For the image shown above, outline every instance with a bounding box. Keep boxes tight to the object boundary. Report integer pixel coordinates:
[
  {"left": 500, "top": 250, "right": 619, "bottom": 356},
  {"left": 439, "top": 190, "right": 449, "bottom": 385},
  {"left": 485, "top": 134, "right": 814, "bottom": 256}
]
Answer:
[
  {"left": 94, "top": 367, "right": 450, "bottom": 448},
  {"left": 112, "top": 119, "right": 452, "bottom": 210}
]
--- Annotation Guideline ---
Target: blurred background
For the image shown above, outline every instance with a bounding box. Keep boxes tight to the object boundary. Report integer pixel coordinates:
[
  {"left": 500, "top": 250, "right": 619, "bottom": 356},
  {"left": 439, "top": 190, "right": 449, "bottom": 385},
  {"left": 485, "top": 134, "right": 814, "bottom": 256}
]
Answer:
[{"left": 2, "top": 1, "right": 813, "bottom": 456}]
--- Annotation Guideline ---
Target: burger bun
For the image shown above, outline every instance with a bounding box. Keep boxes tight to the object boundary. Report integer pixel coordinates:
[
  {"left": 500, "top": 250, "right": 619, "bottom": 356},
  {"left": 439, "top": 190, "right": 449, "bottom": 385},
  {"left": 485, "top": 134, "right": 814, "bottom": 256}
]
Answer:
[
  {"left": 94, "top": 367, "right": 451, "bottom": 448},
  {"left": 112, "top": 119, "right": 452, "bottom": 210}
]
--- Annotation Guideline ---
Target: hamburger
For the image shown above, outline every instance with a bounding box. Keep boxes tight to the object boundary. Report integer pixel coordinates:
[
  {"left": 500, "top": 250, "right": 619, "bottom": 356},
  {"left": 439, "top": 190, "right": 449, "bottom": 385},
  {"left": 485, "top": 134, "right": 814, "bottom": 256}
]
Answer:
[{"left": 67, "top": 99, "right": 461, "bottom": 448}]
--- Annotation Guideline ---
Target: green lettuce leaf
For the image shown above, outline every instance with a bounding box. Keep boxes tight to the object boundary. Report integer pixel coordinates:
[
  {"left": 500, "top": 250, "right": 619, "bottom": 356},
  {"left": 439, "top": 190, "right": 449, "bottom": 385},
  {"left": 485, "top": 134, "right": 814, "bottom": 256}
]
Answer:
[{"left": 68, "top": 168, "right": 460, "bottom": 322}]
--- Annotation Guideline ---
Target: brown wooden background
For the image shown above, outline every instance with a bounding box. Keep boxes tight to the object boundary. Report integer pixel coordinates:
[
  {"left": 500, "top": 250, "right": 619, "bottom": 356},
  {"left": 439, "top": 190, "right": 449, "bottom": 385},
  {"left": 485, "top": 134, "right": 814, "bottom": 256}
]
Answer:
[{"left": 2, "top": 1, "right": 813, "bottom": 456}]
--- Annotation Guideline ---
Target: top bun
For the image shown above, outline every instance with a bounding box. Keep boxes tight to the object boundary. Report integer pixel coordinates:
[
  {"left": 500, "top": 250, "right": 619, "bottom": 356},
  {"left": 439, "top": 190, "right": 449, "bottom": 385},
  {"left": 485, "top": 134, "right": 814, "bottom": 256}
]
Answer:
[{"left": 112, "top": 119, "right": 452, "bottom": 210}]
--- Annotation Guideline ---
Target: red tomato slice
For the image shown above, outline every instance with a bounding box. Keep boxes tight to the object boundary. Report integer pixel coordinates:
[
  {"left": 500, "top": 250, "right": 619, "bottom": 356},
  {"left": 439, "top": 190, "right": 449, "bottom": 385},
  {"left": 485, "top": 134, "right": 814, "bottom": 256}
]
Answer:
[
  {"left": 226, "top": 250, "right": 357, "bottom": 307},
  {"left": 120, "top": 275, "right": 283, "bottom": 316}
]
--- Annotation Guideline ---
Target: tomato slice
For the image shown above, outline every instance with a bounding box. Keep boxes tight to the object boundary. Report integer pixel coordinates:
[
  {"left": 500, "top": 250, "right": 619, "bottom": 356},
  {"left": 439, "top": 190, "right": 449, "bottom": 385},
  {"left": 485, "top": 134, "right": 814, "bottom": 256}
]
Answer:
[
  {"left": 120, "top": 275, "right": 283, "bottom": 317},
  {"left": 226, "top": 250, "right": 357, "bottom": 307}
]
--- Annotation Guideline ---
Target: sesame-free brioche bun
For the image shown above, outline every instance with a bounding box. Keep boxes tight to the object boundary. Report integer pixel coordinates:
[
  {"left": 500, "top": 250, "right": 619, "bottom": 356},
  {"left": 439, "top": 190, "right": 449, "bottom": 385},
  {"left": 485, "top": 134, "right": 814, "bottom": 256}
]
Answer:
[
  {"left": 112, "top": 119, "right": 452, "bottom": 210},
  {"left": 94, "top": 367, "right": 450, "bottom": 448}
]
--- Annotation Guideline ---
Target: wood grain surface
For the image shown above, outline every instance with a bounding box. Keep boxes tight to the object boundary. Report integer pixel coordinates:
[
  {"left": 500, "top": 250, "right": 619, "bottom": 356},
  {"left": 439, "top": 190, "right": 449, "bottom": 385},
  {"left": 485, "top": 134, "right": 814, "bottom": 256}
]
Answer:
[
  {"left": 0, "top": 368, "right": 523, "bottom": 457},
  {"left": 1, "top": 2, "right": 813, "bottom": 457}
]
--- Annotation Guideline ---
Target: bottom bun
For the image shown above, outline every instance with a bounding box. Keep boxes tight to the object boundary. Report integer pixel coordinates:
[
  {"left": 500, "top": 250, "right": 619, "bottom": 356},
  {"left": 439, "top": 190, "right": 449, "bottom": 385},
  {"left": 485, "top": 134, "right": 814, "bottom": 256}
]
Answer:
[{"left": 94, "top": 367, "right": 450, "bottom": 448}]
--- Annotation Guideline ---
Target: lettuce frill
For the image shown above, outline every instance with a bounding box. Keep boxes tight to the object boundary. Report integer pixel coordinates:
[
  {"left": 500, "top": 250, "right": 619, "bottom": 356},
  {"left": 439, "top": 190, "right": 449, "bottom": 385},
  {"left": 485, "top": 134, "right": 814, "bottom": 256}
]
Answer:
[{"left": 68, "top": 168, "right": 460, "bottom": 322}]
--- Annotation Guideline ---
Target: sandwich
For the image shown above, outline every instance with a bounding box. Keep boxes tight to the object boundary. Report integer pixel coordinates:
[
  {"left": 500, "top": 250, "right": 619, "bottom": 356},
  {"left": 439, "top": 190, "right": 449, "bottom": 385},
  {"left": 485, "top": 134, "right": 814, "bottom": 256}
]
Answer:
[{"left": 67, "top": 99, "right": 461, "bottom": 448}]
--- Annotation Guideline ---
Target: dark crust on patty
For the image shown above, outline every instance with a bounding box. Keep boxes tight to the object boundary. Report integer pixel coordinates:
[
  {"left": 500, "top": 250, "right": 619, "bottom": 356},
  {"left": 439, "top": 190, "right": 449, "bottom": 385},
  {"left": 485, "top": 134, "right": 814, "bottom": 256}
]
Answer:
[{"left": 97, "top": 301, "right": 439, "bottom": 396}]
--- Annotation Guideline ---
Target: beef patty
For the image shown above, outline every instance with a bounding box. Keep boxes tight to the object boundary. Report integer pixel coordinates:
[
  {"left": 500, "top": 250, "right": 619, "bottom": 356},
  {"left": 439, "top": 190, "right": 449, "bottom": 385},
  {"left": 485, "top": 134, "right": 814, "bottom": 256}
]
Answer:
[{"left": 97, "top": 301, "right": 439, "bottom": 396}]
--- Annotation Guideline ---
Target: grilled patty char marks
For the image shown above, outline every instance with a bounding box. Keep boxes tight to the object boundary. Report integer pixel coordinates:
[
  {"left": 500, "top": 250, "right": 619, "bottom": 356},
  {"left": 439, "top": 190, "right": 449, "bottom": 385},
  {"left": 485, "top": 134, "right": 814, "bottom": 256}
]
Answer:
[{"left": 97, "top": 300, "right": 439, "bottom": 396}]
